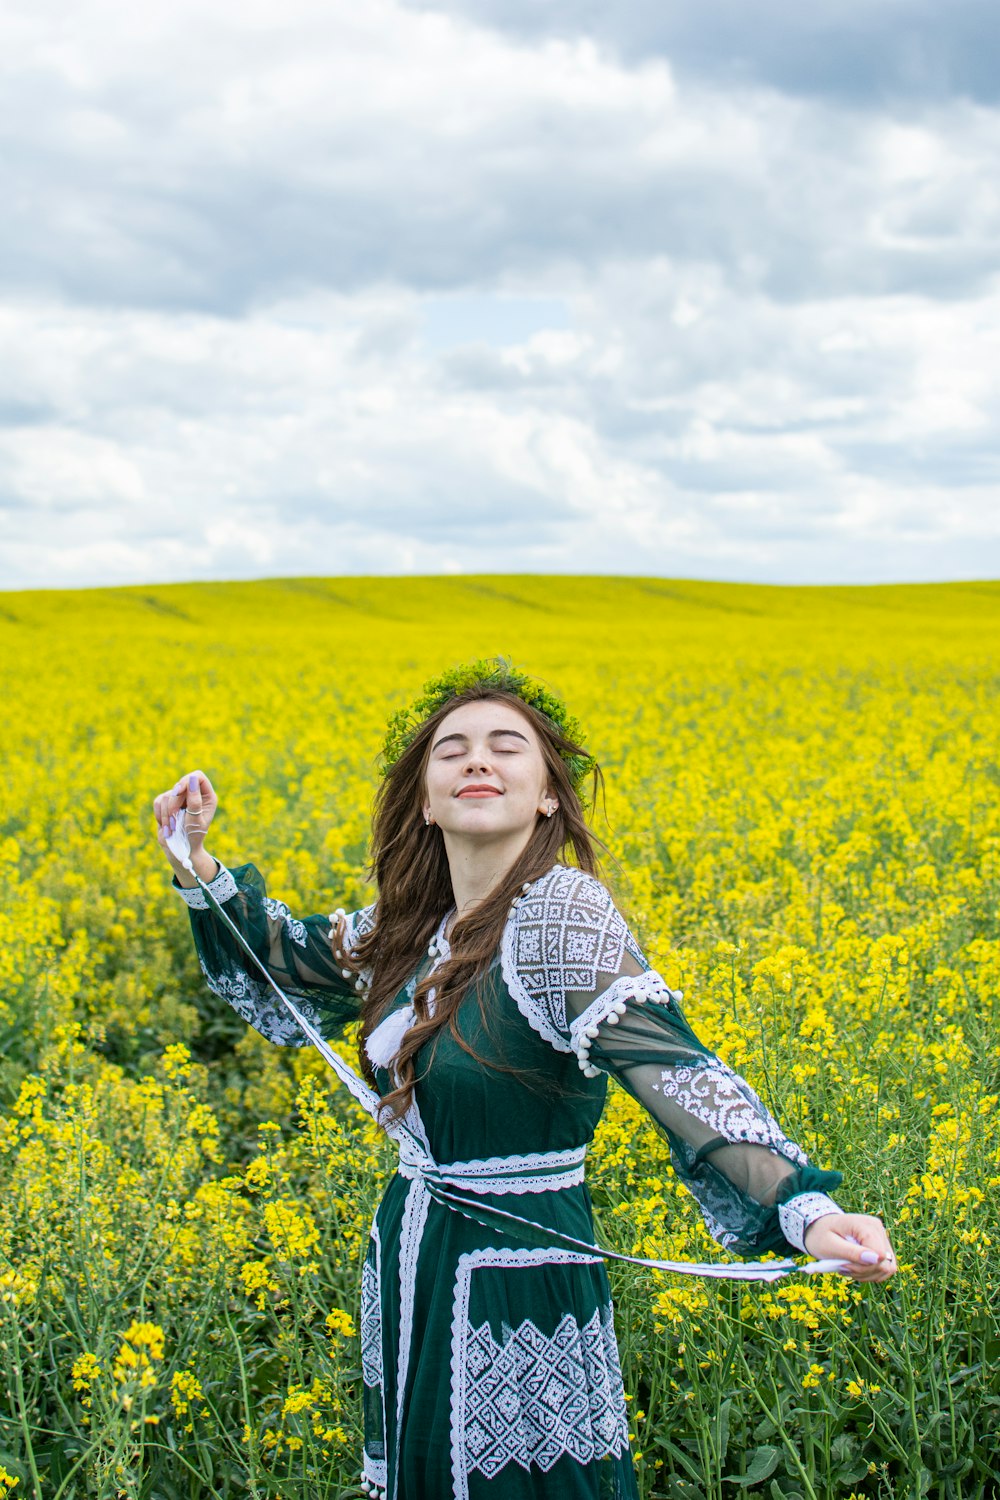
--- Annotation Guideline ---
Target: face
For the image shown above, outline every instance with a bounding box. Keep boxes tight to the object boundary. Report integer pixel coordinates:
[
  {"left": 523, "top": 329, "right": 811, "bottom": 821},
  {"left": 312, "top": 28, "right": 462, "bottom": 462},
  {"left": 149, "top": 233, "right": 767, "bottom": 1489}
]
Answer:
[{"left": 421, "top": 699, "right": 558, "bottom": 844}]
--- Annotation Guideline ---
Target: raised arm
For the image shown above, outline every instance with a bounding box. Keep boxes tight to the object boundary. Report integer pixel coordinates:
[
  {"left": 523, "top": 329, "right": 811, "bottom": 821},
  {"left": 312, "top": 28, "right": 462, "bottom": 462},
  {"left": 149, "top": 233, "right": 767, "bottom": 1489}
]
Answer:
[
  {"left": 173, "top": 860, "right": 371, "bottom": 1045},
  {"left": 154, "top": 770, "right": 369, "bottom": 1046}
]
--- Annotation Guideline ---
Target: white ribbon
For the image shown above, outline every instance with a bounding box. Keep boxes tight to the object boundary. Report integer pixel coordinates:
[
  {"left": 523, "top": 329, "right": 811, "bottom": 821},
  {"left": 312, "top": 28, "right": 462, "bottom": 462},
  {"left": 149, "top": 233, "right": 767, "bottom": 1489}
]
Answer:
[{"left": 166, "top": 810, "right": 848, "bottom": 1281}]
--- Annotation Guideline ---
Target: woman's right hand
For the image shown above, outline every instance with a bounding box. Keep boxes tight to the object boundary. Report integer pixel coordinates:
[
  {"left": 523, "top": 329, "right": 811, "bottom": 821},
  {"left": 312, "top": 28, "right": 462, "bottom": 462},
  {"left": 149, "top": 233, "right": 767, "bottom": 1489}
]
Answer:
[{"left": 153, "top": 771, "right": 219, "bottom": 873}]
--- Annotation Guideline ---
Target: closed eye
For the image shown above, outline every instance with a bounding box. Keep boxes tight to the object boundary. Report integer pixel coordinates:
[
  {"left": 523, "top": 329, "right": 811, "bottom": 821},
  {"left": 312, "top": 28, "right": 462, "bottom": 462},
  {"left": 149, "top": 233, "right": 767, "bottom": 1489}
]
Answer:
[{"left": 442, "top": 747, "right": 518, "bottom": 758}]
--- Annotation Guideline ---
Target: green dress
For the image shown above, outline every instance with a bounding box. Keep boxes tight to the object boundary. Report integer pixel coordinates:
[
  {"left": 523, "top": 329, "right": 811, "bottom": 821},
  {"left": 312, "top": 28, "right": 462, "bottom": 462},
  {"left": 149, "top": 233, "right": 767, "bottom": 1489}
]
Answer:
[{"left": 174, "top": 861, "right": 843, "bottom": 1500}]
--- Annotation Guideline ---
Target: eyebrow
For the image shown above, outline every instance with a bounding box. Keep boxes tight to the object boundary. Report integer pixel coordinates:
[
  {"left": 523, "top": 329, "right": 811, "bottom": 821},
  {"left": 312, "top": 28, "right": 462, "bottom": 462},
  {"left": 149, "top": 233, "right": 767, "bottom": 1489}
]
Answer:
[{"left": 432, "top": 728, "right": 530, "bottom": 751}]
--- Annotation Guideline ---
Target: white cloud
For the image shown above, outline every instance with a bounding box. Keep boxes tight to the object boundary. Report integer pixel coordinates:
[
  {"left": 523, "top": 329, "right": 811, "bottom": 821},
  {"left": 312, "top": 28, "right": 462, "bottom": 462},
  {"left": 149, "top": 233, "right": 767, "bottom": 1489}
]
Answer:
[{"left": 0, "top": 0, "right": 998, "bottom": 587}]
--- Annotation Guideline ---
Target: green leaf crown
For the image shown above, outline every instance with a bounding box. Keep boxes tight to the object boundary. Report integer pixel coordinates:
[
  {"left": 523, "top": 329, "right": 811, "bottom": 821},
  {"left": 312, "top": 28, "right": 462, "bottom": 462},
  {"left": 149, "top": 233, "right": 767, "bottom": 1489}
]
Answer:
[{"left": 380, "top": 656, "right": 596, "bottom": 799}]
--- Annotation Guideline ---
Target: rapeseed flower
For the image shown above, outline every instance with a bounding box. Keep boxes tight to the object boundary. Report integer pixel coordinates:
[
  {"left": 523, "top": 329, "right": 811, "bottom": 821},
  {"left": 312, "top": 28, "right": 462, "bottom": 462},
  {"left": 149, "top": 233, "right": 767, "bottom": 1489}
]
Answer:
[{"left": 2, "top": 575, "right": 999, "bottom": 1495}]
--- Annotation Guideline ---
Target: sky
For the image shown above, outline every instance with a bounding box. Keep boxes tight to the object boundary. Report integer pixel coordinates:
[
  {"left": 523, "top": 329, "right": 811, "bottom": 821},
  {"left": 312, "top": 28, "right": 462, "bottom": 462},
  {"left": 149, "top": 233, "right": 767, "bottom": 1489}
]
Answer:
[{"left": 1, "top": 0, "right": 999, "bottom": 590}]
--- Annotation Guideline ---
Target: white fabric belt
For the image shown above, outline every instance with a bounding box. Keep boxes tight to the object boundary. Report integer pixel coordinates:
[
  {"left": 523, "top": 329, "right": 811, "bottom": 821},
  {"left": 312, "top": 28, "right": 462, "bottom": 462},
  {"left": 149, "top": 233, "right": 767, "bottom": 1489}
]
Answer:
[
  {"left": 396, "top": 1143, "right": 587, "bottom": 1196},
  {"left": 170, "top": 850, "right": 850, "bottom": 1281}
]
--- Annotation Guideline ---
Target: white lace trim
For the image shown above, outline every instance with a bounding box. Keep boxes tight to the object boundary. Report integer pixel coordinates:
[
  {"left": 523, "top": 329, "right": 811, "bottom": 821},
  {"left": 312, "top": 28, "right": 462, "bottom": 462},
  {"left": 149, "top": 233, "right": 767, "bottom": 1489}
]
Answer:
[
  {"left": 778, "top": 1193, "right": 843, "bottom": 1252},
  {"left": 174, "top": 864, "right": 239, "bottom": 909},
  {"left": 397, "top": 1145, "right": 587, "bottom": 1196},
  {"left": 360, "top": 1220, "right": 387, "bottom": 1496},
  {"left": 651, "top": 1057, "right": 809, "bottom": 1165},
  {"left": 392, "top": 1175, "right": 430, "bottom": 1498},
  {"left": 385, "top": 1096, "right": 433, "bottom": 1496},
  {"left": 398, "top": 1094, "right": 433, "bottom": 1157},
  {"left": 500, "top": 866, "right": 644, "bottom": 1053},
  {"left": 569, "top": 970, "right": 679, "bottom": 1076},
  {"left": 449, "top": 1247, "right": 629, "bottom": 1498},
  {"left": 262, "top": 895, "right": 307, "bottom": 948}
]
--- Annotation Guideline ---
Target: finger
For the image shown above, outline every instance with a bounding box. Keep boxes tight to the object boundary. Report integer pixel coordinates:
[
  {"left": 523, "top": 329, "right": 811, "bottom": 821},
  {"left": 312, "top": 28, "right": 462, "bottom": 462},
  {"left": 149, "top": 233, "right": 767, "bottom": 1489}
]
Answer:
[
  {"left": 834, "top": 1233, "right": 896, "bottom": 1281},
  {"left": 826, "top": 1234, "right": 882, "bottom": 1271},
  {"left": 847, "top": 1223, "right": 895, "bottom": 1264},
  {"left": 830, "top": 1254, "right": 884, "bottom": 1283},
  {"left": 187, "top": 771, "right": 203, "bottom": 812},
  {"left": 825, "top": 1229, "right": 869, "bottom": 1258}
]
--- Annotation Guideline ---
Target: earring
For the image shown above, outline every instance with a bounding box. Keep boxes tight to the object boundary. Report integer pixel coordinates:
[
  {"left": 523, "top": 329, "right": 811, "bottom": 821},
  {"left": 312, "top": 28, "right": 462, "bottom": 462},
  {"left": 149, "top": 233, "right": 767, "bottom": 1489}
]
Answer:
[{"left": 545, "top": 804, "right": 555, "bottom": 818}]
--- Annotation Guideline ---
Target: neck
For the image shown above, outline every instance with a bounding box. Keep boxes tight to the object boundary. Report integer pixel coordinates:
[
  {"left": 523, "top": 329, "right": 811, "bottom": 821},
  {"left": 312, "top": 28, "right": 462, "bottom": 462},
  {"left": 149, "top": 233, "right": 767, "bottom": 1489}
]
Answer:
[{"left": 440, "top": 827, "right": 535, "bottom": 933}]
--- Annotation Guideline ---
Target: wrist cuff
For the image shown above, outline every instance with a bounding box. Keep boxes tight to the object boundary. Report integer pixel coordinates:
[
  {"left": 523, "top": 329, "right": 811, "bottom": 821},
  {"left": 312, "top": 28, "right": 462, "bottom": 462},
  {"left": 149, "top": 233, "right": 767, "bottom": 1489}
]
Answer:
[
  {"left": 172, "top": 863, "right": 239, "bottom": 909},
  {"left": 778, "top": 1192, "right": 843, "bottom": 1252}
]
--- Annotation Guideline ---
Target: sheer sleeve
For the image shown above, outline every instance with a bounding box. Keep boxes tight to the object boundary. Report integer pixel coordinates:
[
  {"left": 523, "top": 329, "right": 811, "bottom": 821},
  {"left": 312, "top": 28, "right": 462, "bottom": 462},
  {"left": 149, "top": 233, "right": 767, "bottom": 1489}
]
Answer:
[
  {"left": 172, "top": 860, "right": 374, "bottom": 1047},
  {"left": 502, "top": 867, "right": 844, "bottom": 1256}
]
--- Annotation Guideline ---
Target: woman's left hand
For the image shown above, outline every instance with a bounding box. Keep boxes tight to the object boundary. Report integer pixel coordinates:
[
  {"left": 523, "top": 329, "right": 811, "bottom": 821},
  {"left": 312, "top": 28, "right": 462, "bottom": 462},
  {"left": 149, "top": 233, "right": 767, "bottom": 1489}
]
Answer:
[{"left": 803, "top": 1213, "right": 897, "bottom": 1282}]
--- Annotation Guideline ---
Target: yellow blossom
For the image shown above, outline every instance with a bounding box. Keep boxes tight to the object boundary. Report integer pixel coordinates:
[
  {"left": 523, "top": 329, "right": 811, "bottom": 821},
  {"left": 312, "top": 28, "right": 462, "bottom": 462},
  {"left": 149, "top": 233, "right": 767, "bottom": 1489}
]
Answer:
[{"left": 324, "top": 1308, "right": 356, "bottom": 1339}]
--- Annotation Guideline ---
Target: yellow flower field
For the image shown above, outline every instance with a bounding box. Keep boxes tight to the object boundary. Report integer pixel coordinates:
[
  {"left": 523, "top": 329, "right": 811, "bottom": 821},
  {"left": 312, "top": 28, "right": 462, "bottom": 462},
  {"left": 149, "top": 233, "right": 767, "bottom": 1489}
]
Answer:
[{"left": 1, "top": 575, "right": 998, "bottom": 1499}]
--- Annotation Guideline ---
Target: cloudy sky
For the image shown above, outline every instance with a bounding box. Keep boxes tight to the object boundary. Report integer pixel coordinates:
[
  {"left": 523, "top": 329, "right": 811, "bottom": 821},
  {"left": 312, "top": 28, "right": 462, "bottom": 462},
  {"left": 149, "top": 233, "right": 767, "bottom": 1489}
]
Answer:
[{"left": 2, "top": 0, "right": 999, "bottom": 590}]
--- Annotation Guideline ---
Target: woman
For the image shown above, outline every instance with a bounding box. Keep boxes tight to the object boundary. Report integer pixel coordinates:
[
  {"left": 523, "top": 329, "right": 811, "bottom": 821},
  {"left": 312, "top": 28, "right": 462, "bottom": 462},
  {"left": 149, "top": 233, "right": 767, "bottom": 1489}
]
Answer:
[{"left": 154, "top": 659, "right": 895, "bottom": 1500}]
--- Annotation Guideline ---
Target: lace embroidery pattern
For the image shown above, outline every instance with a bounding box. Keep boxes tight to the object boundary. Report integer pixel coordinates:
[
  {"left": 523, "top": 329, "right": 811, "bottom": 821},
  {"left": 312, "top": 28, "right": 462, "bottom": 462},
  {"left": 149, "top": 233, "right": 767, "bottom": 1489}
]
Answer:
[
  {"left": 262, "top": 896, "right": 307, "bottom": 948},
  {"left": 198, "top": 957, "right": 314, "bottom": 1047},
  {"left": 385, "top": 1096, "right": 434, "bottom": 1495},
  {"left": 360, "top": 1222, "right": 387, "bottom": 1496},
  {"left": 175, "top": 865, "right": 239, "bottom": 909},
  {"left": 652, "top": 1057, "right": 808, "bottom": 1165},
  {"left": 360, "top": 1238, "right": 382, "bottom": 1389},
  {"left": 449, "top": 1248, "right": 628, "bottom": 1499},
  {"left": 778, "top": 1193, "right": 843, "bottom": 1252},
  {"left": 392, "top": 1176, "right": 430, "bottom": 1495},
  {"left": 500, "top": 867, "right": 644, "bottom": 1052}
]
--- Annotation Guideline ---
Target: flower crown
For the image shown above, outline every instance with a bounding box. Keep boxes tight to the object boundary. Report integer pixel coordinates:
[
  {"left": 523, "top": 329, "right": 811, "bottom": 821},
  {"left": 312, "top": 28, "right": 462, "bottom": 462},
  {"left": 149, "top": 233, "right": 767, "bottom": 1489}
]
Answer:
[{"left": 380, "top": 657, "right": 596, "bottom": 799}]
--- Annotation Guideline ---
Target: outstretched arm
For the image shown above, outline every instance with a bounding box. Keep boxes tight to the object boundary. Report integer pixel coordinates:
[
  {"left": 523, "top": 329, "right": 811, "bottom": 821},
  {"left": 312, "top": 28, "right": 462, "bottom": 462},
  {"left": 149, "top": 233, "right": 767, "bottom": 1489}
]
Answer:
[
  {"left": 575, "top": 975, "right": 893, "bottom": 1275},
  {"left": 504, "top": 868, "right": 896, "bottom": 1276}
]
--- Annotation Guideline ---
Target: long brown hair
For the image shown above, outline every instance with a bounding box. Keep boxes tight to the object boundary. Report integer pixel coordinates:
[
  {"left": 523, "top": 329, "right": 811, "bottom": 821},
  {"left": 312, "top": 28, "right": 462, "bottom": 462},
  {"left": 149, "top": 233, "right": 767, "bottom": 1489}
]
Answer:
[{"left": 337, "top": 684, "right": 606, "bottom": 1120}]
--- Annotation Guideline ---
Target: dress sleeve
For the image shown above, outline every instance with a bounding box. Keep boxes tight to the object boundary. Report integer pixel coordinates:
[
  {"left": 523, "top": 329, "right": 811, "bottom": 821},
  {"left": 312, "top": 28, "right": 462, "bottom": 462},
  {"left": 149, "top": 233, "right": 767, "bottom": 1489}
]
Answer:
[
  {"left": 172, "top": 860, "right": 374, "bottom": 1047},
  {"left": 501, "top": 867, "right": 844, "bottom": 1257}
]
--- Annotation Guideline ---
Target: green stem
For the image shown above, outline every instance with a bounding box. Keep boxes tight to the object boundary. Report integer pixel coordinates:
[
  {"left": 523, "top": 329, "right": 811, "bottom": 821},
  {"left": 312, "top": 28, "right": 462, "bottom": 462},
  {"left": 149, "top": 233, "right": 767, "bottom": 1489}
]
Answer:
[
  {"left": 2, "top": 1305, "right": 45, "bottom": 1500},
  {"left": 223, "top": 1303, "right": 264, "bottom": 1500},
  {"left": 734, "top": 1347, "right": 820, "bottom": 1500}
]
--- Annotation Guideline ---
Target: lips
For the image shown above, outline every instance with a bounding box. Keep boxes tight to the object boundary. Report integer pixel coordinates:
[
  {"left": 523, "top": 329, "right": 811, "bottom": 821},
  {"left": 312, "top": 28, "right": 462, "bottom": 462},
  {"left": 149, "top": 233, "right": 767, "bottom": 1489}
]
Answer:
[{"left": 456, "top": 786, "right": 502, "bottom": 798}]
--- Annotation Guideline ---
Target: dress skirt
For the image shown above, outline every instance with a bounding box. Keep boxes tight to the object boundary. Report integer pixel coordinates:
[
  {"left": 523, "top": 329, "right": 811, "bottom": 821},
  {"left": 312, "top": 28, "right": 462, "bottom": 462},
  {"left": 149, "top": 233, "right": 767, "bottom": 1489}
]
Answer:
[{"left": 360, "top": 1162, "right": 639, "bottom": 1500}]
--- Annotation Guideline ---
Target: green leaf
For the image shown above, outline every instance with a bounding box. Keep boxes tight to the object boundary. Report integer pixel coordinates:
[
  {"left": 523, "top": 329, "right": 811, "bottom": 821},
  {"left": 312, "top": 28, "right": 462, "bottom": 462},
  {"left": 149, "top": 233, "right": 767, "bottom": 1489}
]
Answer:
[
  {"left": 830, "top": 1433, "right": 868, "bottom": 1485},
  {"left": 663, "top": 1482, "right": 708, "bottom": 1500},
  {"left": 724, "top": 1445, "right": 780, "bottom": 1486},
  {"left": 715, "top": 1397, "right": 733, "bottom": 1464},
  {"left": 769, "top": 1484, "right": 804, "bottom": 1500},
  {"left": 655, "top": 1437, "right": 708, "bottom": 1484}
]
